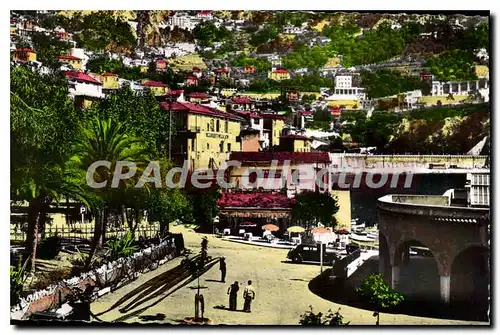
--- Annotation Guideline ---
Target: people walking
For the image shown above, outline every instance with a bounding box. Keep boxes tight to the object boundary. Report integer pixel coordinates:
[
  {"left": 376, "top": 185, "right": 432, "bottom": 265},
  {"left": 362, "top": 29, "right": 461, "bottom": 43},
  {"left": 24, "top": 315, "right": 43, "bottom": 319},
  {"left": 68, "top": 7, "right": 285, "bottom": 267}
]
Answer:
[
  {"left": 227, "top": 281, "right": 239, "bottom": 311},
  {"left": 219, "top": 257, "right": 227, "bottom": 282},
  {"left": 243, "top": 280, "right": 256, "bottom": 312}
]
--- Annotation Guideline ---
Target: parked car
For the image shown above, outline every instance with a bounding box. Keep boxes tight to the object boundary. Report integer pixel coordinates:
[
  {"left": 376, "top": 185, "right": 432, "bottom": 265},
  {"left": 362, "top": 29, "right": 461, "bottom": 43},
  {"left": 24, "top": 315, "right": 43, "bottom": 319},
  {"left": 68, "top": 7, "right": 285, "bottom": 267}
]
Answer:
[{"left": 286, "top": 244, "right": 339, "bottom": 264}]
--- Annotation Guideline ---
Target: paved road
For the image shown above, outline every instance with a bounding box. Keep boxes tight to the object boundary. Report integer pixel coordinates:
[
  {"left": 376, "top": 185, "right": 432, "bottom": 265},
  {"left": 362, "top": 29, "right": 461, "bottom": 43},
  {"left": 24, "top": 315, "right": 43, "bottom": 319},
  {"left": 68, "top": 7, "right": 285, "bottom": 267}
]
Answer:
[{"left": 90, "top": 225, "right": 487, "bottom": 325}]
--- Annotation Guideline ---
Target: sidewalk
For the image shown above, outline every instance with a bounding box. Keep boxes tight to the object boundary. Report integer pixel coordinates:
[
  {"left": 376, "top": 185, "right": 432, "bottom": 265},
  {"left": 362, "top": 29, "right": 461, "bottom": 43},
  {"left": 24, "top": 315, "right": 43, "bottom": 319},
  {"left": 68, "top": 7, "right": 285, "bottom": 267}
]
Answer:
[{"left": 221, "top": 236, "right": 296, "bottom": 249}]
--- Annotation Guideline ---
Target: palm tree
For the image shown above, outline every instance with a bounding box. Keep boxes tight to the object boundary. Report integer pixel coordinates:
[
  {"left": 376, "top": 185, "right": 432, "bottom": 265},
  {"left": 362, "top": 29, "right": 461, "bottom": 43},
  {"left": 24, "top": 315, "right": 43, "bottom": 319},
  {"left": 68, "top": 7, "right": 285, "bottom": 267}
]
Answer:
[{"left": 70, "top": 117, "right": 151, "bottom": 269}]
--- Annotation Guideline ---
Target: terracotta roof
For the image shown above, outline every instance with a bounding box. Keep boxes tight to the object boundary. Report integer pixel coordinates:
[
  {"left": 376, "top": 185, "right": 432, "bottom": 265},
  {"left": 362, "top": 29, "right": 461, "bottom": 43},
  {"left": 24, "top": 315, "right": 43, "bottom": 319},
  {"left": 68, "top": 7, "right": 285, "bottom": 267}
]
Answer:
[
  {"left": 260, "top": 114, "right": 285, "bottom": 120},
  {"left": 65, "top": 71, "right": 102, "bottom": 85},
  {"left": 272, "top": 68, "right": 289, "bottom": 74},
  {"left": 188, "top": 92, "right": 210, "bottom": 99},
  {"left": 218, "top": 192, "right": 295, "bottom": 209},
  {"left": 229, "top": 151, "right": 331, "bottom": 164},
  {"left": 57, "top": 55, "right": 81, "bottom": 61},
  {"left": 231, "top": 96, "right": 253, "bottom": 104},
  {"left": 102, "top": 72, "right": 117, "bottom": 76},
  {"left": 280, "top": 134, "right": 310, "bottom": 140},
  {"left": 143, "top": 80, "right": 167, "bottom": 87},
  {"left": 15, "top": 48, "right": 35, "bottom": 53},
  {"left": 160, "top": 101, "right": 243, "bottom": 122},
  {"left": 167, "top": 89, "right": 184, "bottom": 95},
  {"left": 215, "top": 67, "right": 230, "bottom": 73}
]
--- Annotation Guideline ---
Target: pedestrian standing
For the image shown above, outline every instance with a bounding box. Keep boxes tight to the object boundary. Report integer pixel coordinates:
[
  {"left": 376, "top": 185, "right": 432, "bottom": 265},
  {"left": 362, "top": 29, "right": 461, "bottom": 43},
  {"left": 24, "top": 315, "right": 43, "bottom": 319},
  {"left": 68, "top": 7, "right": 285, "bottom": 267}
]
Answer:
[
  {"left": 219, "top": 257, "right": 227, "bottom": 282},
  {"left": 227, "top": 281, "right": 239, "bottom": 311},
  {"left": 243, "top": 280, "right": 256, "bottom": 312}
]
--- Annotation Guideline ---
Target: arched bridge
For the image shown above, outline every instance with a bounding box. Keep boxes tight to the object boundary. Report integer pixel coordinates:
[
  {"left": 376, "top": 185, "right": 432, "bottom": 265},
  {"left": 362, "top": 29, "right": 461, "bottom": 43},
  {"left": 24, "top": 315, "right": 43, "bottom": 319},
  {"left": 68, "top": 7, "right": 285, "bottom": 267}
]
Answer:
[{"left": 377, "top": 194, "right": 489, "bottom": 312}]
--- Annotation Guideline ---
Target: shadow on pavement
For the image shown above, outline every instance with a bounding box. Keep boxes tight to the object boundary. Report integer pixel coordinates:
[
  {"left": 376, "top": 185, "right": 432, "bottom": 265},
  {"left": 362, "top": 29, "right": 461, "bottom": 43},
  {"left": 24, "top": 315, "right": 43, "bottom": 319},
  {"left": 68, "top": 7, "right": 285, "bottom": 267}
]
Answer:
[
  {"left": 205, "top": 279, "right": 223, "bottom": 283},
  {"left": 111, "top": 258, "right": 221, "bottom": 323},
  {"left": 213, "top": 305, "right": 249, "bottom": 313}
]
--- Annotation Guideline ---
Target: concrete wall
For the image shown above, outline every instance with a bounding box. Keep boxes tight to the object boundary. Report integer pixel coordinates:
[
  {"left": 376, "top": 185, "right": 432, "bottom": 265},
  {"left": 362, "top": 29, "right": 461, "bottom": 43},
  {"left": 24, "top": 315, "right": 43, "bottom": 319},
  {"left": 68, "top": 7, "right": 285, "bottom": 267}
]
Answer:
[
  {"left": 331, "top": 190, "right": 351, "bottom": 230},
  {"left": 330, "top": 154, "right": 488, "bottom": 170}
]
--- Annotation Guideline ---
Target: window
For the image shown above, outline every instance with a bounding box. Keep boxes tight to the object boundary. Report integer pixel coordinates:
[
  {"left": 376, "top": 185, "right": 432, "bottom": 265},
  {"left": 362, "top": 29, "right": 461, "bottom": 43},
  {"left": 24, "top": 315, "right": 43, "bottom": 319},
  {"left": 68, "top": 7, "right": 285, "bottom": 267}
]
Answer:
[
  {"left": 227, "top": 143, "right": 231, "bottom": 152},
  {"left": 216, "top": 119, "right": 220, "bottom": 132},
  {"left": 219, "top": 141, "right": 224, "bottom": 153},
  {"left": 207, "top": 143, "right": 210, "bottom": 150},
  {"left": 225, "top": 120, "right": 228, "bottom": 132},
  {"left": 210, "top": 119, "right": 215, "bottom": 131},
  {"left": 207, "top": 123, "right": 210, "bottom": 131}
]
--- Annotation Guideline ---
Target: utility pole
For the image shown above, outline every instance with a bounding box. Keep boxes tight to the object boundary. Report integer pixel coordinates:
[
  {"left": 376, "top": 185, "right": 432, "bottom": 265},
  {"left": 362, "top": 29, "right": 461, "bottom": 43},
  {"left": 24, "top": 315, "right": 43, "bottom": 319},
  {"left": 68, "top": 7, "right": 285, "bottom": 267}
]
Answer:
[{"left": 168, "top": 98, "right": 172, "bottom": 160}]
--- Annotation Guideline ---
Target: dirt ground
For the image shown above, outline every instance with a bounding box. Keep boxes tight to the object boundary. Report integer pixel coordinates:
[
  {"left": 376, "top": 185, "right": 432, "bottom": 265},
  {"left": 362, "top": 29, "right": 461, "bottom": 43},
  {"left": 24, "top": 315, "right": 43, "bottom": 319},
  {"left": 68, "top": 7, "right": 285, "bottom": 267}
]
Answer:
[{"left": 90, "top": 225, "right": 488, "bottom": 325}]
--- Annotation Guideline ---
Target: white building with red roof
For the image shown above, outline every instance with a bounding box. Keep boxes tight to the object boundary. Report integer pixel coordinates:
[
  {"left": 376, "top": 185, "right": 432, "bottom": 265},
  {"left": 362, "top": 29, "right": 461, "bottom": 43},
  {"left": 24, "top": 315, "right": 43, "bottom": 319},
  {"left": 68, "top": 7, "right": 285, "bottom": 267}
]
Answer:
[{"left": 65, "top": 70, "right": 104, "bottom": 99}]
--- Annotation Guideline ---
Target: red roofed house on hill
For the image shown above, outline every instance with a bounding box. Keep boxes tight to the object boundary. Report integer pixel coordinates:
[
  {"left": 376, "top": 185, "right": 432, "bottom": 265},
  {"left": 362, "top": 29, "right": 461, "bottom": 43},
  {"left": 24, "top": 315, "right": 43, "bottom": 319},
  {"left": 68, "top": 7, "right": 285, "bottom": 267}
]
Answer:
[
  {"left": 159, "top": 101, "right": 244, "bottom": 170},
  {"left": 13, "top": 48, "right": 36, "bottom": 63},
  {"left": 268, "top": 67, "right": 290, "bottom": 81},
  {"left": 57, "top": 55, "right": 82, "bottom": 70},
  {"left": 226, "top": 96, "right": 255, "bottom": 112},
  {"left": 65, "top": 70, "right": 104, "bottom": 108},
  {"left": 156, "top": 59, "right": 168, "bottom": 72},
  {"left": 185, "top": 76, "right": 199, "bottom": 87},
  {"left": 141, "top": 79, "right": 168, "bottom": 96},
  {"left": 227, "top": 151, "right": 331, "bottom": 196},
  {"left": 217, "top": 190, "right": 295, "bottom": 235}
]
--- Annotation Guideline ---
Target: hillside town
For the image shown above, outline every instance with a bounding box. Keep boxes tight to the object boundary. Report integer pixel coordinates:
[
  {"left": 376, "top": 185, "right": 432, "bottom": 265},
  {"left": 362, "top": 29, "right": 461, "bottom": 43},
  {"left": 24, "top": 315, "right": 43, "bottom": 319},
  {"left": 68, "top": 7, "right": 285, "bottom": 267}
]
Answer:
[{"left": 10, "top": 10, "right": 490, "bottom": 326}]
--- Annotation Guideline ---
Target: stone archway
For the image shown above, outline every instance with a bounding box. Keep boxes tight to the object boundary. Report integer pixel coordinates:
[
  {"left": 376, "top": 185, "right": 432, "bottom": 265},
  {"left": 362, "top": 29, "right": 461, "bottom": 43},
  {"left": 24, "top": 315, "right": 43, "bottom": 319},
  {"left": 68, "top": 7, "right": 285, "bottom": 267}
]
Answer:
[
  {"left": 378, "top": 232, "right": 391, "bottom": 284},
  {"left": 450, "top": 245, "right": 489, "bottom": 319},
  {"left": 392, "top": 239, "right": 441, "bottom": 303}
]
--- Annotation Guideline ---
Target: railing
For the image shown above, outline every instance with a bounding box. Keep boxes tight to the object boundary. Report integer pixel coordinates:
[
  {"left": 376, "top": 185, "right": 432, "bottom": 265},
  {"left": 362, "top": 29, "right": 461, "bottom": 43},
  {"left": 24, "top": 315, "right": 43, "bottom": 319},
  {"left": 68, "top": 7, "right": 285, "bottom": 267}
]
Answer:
[{"left": 10, "top": 224, "right": 161, "bottom": 243}]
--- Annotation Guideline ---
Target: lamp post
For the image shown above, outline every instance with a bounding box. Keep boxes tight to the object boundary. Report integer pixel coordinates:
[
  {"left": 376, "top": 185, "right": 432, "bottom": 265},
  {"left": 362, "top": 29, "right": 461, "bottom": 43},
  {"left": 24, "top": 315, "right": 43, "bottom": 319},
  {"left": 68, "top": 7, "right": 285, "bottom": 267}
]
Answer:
[{"left": 167, "top": 97, "right": 173, "bottom": 161}]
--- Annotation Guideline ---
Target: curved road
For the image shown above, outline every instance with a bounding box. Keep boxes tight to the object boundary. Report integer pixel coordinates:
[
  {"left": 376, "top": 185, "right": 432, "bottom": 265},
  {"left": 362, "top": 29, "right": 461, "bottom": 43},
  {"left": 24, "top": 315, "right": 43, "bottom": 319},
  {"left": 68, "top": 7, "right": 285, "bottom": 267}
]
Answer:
[{"left": 91, "top": 225, "right": 487, "bottom": 325}]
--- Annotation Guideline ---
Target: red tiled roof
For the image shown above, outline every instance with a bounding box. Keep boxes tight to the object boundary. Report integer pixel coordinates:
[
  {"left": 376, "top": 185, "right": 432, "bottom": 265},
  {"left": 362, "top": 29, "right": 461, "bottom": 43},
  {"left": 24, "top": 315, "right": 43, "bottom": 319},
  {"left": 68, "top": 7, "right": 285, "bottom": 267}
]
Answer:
[
  {"left": 188, "top": 92, "right": 209, "bottom": 99},
  {"left": 160, "top": 101, "right": 243, "bottom": 122},
  {"left": 198, "top": 11, "right": 212, "bottom": 15},
  {"left": 280, "top": 134, "right": 310, "bottom": 140},
  {"left": 65, "top": 71, "right": 102, "bottom": 85},
  {"left": 15, "top": 48, "right": 34, "bottom": 53},
  {"left": 273, "top": 68, "right": 289, "bottom": 74},
  {"left": 143, "top": 80, "right": 167, "bottom": 87},
  {"left": 218, "top": 192, "right": 295, "bottom": 209},
  {"left": 57, "top": 55, "right": 81, "bottom": 61},
  {"left": 167, "top": 89, "right": 184, "bottom": 95},
  {"left": 215, "top": 67, "right": 230, "bottom": 73},
  {"left": 102, "top": 72, "right": 117, "bottom": 76},
  {"left": 260, "top": 114, "right": 285, "bottom": 120},
  {"left": 231, "top": 96, "right": 253, "bottom": 104},
  {"left": 229, "top": 151, "right": 331, "bottom": 164}
]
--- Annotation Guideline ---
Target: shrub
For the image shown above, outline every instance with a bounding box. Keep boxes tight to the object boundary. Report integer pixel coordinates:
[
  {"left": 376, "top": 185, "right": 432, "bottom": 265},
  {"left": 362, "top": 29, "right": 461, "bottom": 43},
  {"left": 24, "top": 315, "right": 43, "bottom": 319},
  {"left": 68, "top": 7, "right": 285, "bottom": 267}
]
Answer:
[
  {"left": 10, "top": 258, "right": 29, "bottom": 306},
  {"left": 356, "top": 273, "right": 404, "bottom": 325},
  {"left": 31, "top": 268, "right": 72, "bottom": 291},
  {"left": 37, "top": 235, "right": 62, "bottom": 260},
  {"left": 106, "top": 231, "right": 138, "bottom": 261},
  {"left": 299, "top": 306, "right": 350, "bottom": 326}
]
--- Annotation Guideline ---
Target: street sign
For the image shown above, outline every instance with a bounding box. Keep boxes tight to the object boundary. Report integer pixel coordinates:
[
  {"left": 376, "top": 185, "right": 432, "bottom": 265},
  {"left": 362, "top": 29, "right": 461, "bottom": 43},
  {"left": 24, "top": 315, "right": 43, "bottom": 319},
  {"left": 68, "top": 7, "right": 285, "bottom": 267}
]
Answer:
[{"left": 80, "top": 206, "right": 86, "bottom": 214}]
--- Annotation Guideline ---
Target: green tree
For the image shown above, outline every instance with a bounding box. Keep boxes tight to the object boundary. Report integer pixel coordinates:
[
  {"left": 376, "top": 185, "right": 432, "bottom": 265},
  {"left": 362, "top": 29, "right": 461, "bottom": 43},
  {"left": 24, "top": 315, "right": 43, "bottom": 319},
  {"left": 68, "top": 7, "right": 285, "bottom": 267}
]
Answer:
[
  {"left": 356, "top": 274, "right": 404, "bottom": 325},
  {"left": 70, "top": 117, "right": 150, "bottom": 269},
  {"left": 292, "top": 191, "right": 339, "bottom": 230},
  {"left": 10, "top": 66, "right": 87, "bottom": 272}
]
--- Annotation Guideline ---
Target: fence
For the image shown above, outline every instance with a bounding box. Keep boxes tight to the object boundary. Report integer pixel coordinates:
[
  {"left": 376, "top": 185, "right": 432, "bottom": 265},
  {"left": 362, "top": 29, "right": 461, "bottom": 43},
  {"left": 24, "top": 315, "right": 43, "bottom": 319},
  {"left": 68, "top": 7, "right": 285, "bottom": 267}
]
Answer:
[{"left": 10, "top": 224, "right": 161, "bottom": 243}]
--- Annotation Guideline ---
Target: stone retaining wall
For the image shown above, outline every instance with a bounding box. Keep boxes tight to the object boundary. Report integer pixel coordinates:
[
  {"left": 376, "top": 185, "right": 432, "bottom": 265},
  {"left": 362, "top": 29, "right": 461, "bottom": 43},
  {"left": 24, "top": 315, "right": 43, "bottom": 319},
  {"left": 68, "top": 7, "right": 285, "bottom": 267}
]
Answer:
[{"left": 11, "top": 236, "right": 183, "bottom": 321}]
